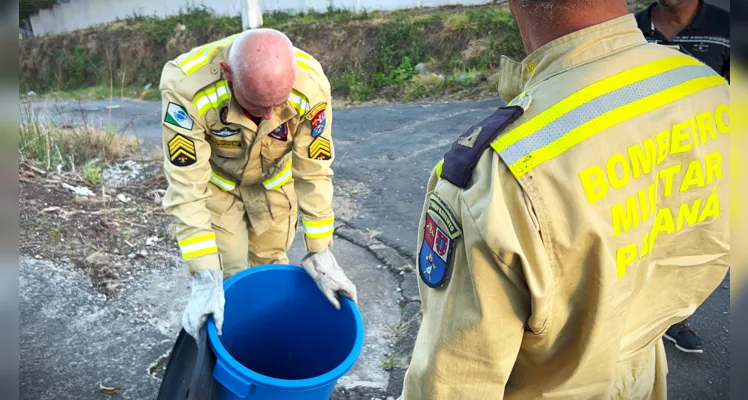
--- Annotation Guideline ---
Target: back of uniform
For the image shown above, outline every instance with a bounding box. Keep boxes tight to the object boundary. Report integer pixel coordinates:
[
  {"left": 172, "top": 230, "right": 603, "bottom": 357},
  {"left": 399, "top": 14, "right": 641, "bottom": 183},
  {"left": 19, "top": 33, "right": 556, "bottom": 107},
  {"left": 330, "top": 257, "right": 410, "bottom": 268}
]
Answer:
[{"left": 401, "top": 14, "right": 729, "bottom": 400}]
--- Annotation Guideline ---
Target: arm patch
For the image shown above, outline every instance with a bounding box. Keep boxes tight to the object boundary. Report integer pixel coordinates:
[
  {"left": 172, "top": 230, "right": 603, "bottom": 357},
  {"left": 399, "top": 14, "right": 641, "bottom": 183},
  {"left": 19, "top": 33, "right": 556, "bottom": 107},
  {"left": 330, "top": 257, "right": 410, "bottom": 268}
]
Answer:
[{"left": 440, "top": 106, "right": 524, "bottom": 188}]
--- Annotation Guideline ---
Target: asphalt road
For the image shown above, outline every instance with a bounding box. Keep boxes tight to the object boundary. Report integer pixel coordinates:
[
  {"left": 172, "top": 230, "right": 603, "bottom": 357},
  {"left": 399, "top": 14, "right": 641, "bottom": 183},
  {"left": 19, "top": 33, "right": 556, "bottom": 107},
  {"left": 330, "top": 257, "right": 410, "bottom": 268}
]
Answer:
[
  {"left": 24, "top": 97, "right": 730, "bottom": 398},
  {"left": 20, "top": 231, "right": 401, "bottom": 399}
]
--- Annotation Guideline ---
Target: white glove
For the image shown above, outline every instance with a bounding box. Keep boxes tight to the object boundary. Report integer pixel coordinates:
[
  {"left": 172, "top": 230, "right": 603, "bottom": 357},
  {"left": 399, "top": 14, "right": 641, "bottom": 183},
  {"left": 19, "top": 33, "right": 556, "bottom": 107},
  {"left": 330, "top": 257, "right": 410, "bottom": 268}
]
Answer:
[
  {"left": 301, "top": 248, "right": 358, "bottom": 310},
  {"left": 182, "top": 269, "right": 225, "bottom": 340}
]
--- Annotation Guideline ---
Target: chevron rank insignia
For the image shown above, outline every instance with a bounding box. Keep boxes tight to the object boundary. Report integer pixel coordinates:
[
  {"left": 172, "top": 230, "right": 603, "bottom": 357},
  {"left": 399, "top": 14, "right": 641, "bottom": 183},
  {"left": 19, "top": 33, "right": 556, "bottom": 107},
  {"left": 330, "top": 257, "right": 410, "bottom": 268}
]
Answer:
[
  {"left": 168, "top": 134, "right": 197, "bottom": 166},
  {"left": 309, "top": 136, "right": 331, "bottom": 160}
]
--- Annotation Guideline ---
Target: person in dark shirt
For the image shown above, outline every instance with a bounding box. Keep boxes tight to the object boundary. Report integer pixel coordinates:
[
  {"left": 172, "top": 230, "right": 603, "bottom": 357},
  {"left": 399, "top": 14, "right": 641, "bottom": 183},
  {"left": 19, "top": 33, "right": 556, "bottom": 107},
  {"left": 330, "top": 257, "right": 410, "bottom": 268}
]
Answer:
[
  {"left": 636, "top": 0, "right": 730, "bottom": 81},
  {"left": 635, "top": 0, "right": 729, "bottom": 355}
]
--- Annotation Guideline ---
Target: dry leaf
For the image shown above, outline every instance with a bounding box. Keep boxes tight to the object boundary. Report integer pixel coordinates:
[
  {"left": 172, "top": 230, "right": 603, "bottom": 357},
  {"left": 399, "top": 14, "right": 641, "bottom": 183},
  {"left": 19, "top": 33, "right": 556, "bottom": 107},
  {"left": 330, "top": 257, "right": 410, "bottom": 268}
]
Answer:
[{"left": 99, "top": 383, "right": 120, "bottom": 395}]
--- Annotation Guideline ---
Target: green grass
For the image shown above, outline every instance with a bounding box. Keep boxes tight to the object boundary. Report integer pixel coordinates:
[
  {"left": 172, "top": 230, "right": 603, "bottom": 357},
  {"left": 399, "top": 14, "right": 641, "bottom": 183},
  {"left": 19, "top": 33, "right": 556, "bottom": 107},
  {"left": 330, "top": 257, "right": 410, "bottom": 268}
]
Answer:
[
  {"left": 21, "top": 5, "right": 522, "bottom": 104},
  {"left": 18, "top": 103, "right": 141, "bottom": 180},
  {"left": 20, "top": 1, "right": 653, "bottom": 105}
]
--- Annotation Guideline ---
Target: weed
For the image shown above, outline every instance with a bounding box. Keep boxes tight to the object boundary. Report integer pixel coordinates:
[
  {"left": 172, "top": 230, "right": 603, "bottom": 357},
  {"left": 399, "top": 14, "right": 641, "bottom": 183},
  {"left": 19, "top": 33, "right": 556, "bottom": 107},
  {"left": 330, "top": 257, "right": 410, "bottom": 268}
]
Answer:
[
  {"left": 18, "top": 104, "right": 140, "bottom": 172},
  {"left": 380, "top": 355, "right": 398, "bottom": 370},
  {"left": 20, "top": 4, "right": 530, "bottom": 103},
  {"left": 82, "top": 160, "right": 103, "bottom": 185},
  {"left": 446, "top": 68, "right": 482, "bottom": 88},
  {"left": 50, "top": 223, "right": 62, "bottom": 242},
  {"left": 377, "top": 16, "right": 428, "bottom": 82},
  {"left": 405, "top": 74, "right": 445, "bottom": 101}
]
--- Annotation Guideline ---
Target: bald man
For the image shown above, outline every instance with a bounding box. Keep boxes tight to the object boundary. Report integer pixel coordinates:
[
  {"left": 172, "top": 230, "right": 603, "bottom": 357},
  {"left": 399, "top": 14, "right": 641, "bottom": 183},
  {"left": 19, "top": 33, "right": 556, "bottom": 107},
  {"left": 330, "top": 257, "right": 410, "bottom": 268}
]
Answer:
[{"left": 159, "top": 29, "right": 357, "bottom": 340}]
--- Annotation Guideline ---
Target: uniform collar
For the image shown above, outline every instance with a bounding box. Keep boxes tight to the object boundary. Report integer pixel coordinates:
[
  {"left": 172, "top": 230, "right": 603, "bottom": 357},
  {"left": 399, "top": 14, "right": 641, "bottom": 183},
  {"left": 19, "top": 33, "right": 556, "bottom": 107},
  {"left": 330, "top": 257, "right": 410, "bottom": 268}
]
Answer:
[
  {"left": 499, "top": 13, "right": 647, "bottom": 103},
  {"left": 223, "top": 80, "right": 296, "bottom": 131}
]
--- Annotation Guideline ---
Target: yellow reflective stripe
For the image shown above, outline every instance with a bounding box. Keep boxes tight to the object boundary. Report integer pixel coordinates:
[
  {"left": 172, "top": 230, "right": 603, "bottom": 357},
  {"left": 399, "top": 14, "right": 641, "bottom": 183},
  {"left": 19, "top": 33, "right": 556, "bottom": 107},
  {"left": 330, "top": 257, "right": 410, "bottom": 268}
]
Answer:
[
  {"left": 210, "top": 171, "right": 236, "bottom": 191},
  {"left": 491, "top": 55, "right": 724, "bottom": 178},
  {"left": 305, "top": 231, "right": 334, "bottom": 239},
  {"left": 295, "top": 48, "right": 313, "bottom": 70},
  {"left": 288, "top": 89, "right": 310, "bottom": 116},
  {"left": 182, "top": 246, "right": 218, "bottom": 260},
  {"left": 508, "top": 75, "right": 725, "bottom": 178},
  {"left": 194, "top": 80, "right": 231, "bottom": 116},
  {"left": 435, "top": 159, "right": 444, "bottom": 178},
  {"left": 178, "top": 233, "right": 218, "bottom": 259},
  {"left": 302, "top": 217, "right": 335, "bottom": 227},
  {"left": 492, "top": 55, "right": 702, "bottom": 154},
  {"left": 262, "top": 161, "right": 293, "bottom": 190},
  {"left": 178, "top": 233, "right": 216, "bottom": 246},
  {"left": 302, "top": 217, "right": 335, "bottom": 238},
  {"left": 180, "top": 34, "right": 238, "bottom": 76}
]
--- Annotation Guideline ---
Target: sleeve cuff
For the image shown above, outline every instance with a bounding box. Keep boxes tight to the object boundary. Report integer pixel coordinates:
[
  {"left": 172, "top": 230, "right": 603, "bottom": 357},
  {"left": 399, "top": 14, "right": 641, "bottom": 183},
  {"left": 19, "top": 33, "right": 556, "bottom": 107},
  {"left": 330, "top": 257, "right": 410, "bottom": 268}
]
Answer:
[
  {"left": 187, "top": 252, "right": 222, "bottom": 275},
  {"left": 305, "top": 235, "right": 333, "bottom": 253}
]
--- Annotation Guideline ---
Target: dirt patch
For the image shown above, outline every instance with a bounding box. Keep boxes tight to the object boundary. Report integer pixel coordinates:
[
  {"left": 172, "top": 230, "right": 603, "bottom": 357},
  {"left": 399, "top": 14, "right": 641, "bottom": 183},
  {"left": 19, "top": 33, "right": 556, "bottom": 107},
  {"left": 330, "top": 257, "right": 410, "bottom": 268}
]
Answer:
[
  {"left": 19, "top": 162, "right": 180, "bottom": 299},
  {"left": 332, "top": 179, "right": 371, "bottom": 221}
]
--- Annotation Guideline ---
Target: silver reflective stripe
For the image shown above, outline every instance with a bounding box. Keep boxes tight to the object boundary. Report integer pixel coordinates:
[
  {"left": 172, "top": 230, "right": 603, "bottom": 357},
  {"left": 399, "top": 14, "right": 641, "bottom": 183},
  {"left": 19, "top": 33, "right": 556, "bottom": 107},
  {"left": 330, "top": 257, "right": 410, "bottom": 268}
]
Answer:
[{"left": 498, "top": 65, "right": 717, "bottom": 166}]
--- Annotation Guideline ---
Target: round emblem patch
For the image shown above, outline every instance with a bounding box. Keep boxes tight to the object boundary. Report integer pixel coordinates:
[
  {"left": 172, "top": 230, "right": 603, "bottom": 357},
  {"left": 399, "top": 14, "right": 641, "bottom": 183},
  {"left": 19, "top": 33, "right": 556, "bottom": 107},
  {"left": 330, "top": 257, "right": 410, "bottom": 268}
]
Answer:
[{"left": 269, "top": 123, "right": 288, "bottom": 141}]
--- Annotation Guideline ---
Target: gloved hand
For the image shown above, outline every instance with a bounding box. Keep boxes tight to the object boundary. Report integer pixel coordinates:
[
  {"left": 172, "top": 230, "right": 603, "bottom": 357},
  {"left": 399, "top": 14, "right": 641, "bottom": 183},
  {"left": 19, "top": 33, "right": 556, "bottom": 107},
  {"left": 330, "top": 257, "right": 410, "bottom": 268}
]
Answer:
[
  {"left": 301, "top": 248, "right": 358, "bottom": 310},
  {"left": 182, "top": 269, "right": 225, "bottom": 340}
]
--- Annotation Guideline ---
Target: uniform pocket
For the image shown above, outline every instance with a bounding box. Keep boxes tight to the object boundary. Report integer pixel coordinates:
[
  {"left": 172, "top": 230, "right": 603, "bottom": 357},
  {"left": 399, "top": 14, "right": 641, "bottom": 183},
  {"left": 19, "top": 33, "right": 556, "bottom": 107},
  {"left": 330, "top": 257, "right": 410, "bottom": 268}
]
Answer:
[
  {"left": 208, "top": 135, "right": 245, "bottom": 159},
  {"left": 206, "top": 183, "right": 244, "bottom": 234},
  {"left": 261, "top": 136, "right": 291, "bottom": 169},
  {"left": 265, "top": 181, "right": 297, "bottom": 220}
]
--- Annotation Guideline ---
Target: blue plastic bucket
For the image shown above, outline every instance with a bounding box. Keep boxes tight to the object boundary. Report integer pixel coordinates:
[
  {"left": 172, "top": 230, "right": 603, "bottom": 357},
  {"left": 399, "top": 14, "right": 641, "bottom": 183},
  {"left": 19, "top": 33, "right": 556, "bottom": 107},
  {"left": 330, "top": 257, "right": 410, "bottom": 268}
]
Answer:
[{"left": 206, "top": 264, "right": 364, "bottom": 400}]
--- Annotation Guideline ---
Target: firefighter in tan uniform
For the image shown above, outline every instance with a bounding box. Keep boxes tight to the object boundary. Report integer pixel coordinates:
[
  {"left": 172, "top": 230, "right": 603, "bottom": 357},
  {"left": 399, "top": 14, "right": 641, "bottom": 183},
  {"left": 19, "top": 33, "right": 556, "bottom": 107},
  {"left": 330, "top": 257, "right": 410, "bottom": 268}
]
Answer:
[
  {"left": 400, "top": 1, "right": 730, "bottom": 399},
  {"left": 159, "top": 29, "right": 357, "bottom": 340}
]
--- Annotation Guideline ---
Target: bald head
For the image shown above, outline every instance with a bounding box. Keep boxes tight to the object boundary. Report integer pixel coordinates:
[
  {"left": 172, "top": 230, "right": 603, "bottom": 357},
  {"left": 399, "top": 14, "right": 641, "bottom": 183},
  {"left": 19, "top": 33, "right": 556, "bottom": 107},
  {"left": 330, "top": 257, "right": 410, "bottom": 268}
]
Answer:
[{"left": 221, "top": 29, "right": 296, "bottom": 120}]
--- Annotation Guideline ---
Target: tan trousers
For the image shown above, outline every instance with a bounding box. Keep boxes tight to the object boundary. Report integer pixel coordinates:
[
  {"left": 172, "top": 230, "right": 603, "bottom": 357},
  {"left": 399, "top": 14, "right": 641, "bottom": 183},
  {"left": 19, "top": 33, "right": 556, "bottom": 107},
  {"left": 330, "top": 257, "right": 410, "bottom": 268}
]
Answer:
[
  {"left": 611, "top": 338, "right": 669, "bottom": 400},
  {"left": 206, "top": 182, "right": 298, "bottom": 280}
]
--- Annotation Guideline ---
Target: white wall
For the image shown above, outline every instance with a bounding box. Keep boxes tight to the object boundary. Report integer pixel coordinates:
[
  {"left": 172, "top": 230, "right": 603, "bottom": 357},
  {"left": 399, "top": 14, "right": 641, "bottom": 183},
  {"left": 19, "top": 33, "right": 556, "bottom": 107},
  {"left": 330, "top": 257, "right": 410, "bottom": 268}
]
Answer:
[{"left": 28, "top": 0, "right": 494, "bottom": 36}]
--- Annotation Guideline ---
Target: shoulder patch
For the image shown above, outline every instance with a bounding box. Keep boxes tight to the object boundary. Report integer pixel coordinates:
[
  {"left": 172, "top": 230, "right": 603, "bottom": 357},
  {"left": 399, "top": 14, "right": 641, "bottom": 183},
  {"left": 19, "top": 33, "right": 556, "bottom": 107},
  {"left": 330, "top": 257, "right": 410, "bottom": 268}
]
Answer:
[
  {"left": 168, "top": 134, "right": 197, "bottom": 167},
  {"left": 164, "top": 102, "right": 194, "bottom": 130},
  {"left": 441, "top": 106, "right": 524, "bottom": 188},
  {"left": 419, "top": 194, "right": 461, "bottom": 288},
  {"left": 305, "top": 102, "right": 328, "bottom": 138}
]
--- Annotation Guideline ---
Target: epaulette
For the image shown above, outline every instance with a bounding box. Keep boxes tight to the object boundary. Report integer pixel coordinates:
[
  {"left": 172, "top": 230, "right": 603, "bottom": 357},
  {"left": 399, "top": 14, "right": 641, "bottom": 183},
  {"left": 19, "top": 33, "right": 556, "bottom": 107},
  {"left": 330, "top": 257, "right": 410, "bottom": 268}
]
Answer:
[
  {"left": 290, "top": 48, "right": 331, "bottom": 117},
  {"left": 440, "top": 105, "right": 524, "bottom": 188},
  {"left": 167, "top": 34, "right": 240, "bottom": 100}
]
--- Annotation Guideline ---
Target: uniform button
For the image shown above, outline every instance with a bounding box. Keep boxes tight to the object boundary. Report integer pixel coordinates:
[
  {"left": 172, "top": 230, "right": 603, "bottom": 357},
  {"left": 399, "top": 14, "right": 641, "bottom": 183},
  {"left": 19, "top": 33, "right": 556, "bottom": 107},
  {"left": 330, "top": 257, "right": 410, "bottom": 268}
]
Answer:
[
  {"left": 516, "top": 93, "right": 533, "bottom": 111},
  {"left": 210, "top": 66, "right": 219, "bottom": 74}
]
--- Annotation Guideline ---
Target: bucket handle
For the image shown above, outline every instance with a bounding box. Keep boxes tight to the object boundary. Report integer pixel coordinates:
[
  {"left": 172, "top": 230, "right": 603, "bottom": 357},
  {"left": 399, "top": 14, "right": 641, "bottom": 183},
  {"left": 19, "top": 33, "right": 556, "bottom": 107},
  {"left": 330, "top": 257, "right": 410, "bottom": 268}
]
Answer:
[{"left": 214, "top": 357, "right": 254, "bottom": 397}]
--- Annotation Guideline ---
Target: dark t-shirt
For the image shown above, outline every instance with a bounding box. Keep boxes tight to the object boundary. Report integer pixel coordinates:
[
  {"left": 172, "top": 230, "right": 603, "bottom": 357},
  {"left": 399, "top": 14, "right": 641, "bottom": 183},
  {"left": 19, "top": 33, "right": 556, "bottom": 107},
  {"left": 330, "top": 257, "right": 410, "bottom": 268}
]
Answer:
[{"left": 635, "top": 1, "right": 730, "bottom": 79}]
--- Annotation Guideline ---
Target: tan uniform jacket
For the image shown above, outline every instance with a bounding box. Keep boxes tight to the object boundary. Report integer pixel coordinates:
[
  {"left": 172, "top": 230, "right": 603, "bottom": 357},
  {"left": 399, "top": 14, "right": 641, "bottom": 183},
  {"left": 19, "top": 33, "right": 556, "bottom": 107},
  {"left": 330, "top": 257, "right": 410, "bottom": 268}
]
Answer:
[
  {"left": 402, "top": 14, "right": 730, "bottom": 399},
  {"left": 159, "top": 35, "right": 335, "bottom": 274}
]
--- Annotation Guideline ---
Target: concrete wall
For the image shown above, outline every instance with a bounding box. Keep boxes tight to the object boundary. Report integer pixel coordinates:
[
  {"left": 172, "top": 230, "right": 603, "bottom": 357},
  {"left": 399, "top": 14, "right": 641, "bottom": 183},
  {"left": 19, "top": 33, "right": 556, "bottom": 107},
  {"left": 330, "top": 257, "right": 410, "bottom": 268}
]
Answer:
[{"left": 28, "top": 0, "right": 494, "bottom": 36}]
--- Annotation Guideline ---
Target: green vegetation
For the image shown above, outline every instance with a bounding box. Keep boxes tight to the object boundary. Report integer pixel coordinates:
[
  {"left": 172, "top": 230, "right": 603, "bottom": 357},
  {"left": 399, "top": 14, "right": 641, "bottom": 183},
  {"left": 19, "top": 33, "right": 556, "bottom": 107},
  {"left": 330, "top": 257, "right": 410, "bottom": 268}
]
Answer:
[
  {"left": 20, "top": 1, "right": 654, "bottom": 104},
  {"left": 18, "top": 104, "right": 140, "bottom": 183}
]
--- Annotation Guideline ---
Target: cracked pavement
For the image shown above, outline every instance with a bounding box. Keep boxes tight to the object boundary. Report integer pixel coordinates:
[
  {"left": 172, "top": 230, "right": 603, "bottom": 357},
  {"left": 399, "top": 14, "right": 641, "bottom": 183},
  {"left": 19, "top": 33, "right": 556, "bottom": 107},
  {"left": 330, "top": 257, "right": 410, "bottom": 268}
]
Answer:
[{"left": 21, "top": 98, "right": 729, "bottom": 399}]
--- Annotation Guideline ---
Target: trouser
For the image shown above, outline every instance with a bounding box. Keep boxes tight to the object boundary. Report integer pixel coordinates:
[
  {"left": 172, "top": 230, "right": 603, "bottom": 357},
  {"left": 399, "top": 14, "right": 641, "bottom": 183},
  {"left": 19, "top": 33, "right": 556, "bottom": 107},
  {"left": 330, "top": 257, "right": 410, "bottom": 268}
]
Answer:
[
  {"left": 206, "top": 181, "right": 298, "bottom": 280},
  {"left": 611, "top": 339, "right": 668, "bottom": 400}
]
